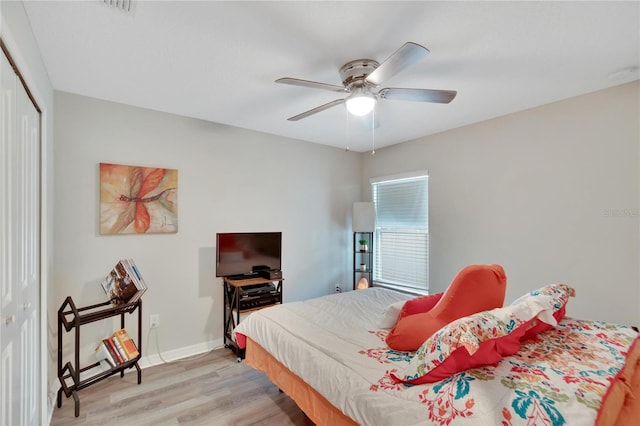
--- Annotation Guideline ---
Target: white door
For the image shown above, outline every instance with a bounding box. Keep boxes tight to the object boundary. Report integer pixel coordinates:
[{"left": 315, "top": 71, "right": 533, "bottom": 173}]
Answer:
[{"left": 1, "top": 48, "right": 41, "bottom": 426}]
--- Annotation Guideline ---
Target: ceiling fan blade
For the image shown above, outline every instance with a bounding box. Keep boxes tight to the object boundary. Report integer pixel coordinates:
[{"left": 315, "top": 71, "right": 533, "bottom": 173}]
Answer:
[
  {"left": 379, "top": 88, "right": 457, "bottom": 104},
  {"left": 287, "top": 99, "right": 345, "bottom": 121},
  {"left": 365, "top": 42, "right": 430, "bottom": 86},
  {"left": 275, "top": 77, "right": 346, "bottom": 92}
]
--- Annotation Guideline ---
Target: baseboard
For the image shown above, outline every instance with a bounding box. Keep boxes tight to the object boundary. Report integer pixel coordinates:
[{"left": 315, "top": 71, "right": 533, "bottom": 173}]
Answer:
[
  {"left": 47, "top": 386, "right": 57, "bottom": 425},
  {"left": 138, "top": 337, "right": 225, "bottom": 369}
]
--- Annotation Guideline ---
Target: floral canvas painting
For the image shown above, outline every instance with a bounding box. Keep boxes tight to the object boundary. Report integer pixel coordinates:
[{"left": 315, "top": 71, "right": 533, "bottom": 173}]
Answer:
[{"left": 100, "top": 163, "right": 178, "bottom": 234}]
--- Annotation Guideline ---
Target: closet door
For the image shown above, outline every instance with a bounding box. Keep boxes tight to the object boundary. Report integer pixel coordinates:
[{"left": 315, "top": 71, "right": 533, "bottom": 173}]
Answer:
[
  {"left": 1, "top": 48, "right": 17, "bottom": 426},
  {"left": 1, "top": 48, "right": 41, "bottom": 426}
]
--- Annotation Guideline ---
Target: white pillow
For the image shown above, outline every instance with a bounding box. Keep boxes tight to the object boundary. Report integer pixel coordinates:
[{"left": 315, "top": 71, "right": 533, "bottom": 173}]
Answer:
[{"left": 377, "top": 300, "right": 406, "bottom": 329}]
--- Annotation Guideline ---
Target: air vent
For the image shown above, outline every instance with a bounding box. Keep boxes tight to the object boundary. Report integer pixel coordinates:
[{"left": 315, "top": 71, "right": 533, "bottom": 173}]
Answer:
[{"left": 103, "top": 0, "right": 132, "bottom": 13}]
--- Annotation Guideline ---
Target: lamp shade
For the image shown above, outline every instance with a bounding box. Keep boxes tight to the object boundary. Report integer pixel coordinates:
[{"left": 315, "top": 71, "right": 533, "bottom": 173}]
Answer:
[
  {"left": 345, "top": 94, "right": 376, "bottom": 116},
  {"left": 353, "top": 202, "right": 375, "bottom": 232}
]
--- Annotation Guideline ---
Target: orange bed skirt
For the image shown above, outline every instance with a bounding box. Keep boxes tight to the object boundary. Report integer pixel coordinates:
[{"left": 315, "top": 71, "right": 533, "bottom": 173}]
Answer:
[
  {"left": 596, "top": 336, "right": 640, "bottom": 426},
  {"left": 245, "top": 338, "right": 357, "bottom": 426},
  {"left": 247, "top": 335, "right": 640, "bottom": 426}
]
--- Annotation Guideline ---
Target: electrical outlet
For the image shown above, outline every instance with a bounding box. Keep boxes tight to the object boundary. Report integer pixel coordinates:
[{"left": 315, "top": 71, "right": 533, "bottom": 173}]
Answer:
[
  {"left": 149, "top": 314, "right": 160, "bottom": 329},
  {"left": 335, "top": 284, "right": 341, "bottom": 293}
]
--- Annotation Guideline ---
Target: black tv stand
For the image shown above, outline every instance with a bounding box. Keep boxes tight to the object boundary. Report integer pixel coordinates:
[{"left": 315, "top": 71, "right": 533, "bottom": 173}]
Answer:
[{"left": 223, "top": 276, "right": 283, "bottom": 361}]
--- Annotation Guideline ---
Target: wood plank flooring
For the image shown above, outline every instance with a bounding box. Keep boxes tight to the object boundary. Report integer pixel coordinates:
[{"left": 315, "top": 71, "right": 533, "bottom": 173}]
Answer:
[{"left": 51, "top": 348, "right": 312, "bottom": 426}]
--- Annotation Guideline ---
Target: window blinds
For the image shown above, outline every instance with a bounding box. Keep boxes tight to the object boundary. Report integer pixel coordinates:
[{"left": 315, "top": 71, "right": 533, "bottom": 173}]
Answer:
[{"left": 371, "top": 173, "right": 429, "bottom": 292}]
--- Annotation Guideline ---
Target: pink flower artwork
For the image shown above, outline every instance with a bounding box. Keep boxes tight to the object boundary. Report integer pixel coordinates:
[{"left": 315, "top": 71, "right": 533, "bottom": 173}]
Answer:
[{"left": 100, "top": 163, "right": 178, "bottom": 234}]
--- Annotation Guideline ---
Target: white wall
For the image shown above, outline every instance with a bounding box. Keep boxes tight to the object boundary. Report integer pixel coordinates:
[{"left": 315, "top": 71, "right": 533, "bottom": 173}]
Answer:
[
  {"left": 363, "top": 81, "right": 640, "bottom": 327},
  {"left": 53, "top": 92, "right": 361, "bottom": 365},
  {"left": 1, "top": 1, "right": 55, "bottom": 423}
]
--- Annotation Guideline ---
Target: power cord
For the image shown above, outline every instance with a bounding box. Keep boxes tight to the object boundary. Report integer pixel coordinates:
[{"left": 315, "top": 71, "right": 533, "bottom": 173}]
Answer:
[{"left": 145, "top": 327, "right": 218, "bottom": 364}]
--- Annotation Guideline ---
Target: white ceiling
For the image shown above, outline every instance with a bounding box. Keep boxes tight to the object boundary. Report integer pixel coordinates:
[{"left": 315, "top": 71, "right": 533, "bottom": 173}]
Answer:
[{"left": 22, "top": 1, "right": 640, "bottom": 152}]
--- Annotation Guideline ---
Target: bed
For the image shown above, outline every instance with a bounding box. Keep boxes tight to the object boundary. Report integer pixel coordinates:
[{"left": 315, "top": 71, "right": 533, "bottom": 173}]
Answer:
[{"left": 234, "top": 286, "right": 640, "bottom": 425}]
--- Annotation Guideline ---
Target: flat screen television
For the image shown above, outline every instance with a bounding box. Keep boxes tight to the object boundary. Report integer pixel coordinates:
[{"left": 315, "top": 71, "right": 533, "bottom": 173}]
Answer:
[{"left": 216, "top": 232, "right": 282, "bottom": 278}]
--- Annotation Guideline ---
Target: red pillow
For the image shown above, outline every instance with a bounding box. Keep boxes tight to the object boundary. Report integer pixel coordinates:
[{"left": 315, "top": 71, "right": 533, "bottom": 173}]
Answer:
[
  {"left": 391, "top": 284, "right": 575, "bottom": 385},
  {"left": 397, "top": 292, "right": 444, "bottom": 320},
  {"left": 386, "top": 264, "right": 507, "bottom": 351},
  {"left": 394, "top": 316, "right": 536, "bottom": 385}
]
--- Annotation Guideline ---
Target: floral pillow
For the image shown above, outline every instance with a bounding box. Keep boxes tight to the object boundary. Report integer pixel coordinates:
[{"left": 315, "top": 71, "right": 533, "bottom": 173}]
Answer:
[
  {"left": 391, "top": 283, "right": 574, "bottom": 385},
  {"left": 510, "top": 283, "right": 574, "bottom": 341}
]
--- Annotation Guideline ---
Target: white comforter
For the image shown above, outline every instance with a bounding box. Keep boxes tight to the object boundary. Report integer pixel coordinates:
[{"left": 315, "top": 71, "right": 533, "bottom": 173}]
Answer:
[
  {"left": 234, "top": 287, "right": 638, "bottom": 426},
  {"left": 234, "top": 288, "right": 431, "bottom": 425}
]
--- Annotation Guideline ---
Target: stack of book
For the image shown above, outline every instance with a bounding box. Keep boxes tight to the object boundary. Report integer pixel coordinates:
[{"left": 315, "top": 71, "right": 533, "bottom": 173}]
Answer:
[
  {"left": 100, "top": 259, "right": 147, "bottom": 305},
  {"left": 95, "top": 328, "right": 140, "bottom": 367}
]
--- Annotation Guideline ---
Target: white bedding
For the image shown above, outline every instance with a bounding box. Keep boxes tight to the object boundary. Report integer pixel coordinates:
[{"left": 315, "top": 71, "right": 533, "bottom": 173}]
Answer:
[
  {"left": 234, "top": 287, "right": 639, "bottom": 426},
  {"left": 234, "top": 288, "right": 428, "bottom": 425}
]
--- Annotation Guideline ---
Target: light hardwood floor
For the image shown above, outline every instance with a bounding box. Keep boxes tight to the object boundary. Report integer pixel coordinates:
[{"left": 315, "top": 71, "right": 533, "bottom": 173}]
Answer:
[{"left": 51, "top": 348, "right": 312, "bottom": 426}]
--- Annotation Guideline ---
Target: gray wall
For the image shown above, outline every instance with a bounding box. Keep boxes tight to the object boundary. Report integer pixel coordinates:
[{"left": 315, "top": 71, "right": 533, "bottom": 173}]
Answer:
[
  {"left": 53, "top": 92, "right": 361, "bottom": 366},
  {"left": 363, "top": 81, "right": 640, "bottom": 327}
]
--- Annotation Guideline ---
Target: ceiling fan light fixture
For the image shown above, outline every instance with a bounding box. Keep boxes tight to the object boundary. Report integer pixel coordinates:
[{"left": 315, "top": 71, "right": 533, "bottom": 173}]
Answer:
[
  {"left": 276, "top": 42, "right": 455, "bottom": 122},
  {"left": 345, "top": 92, "right": 377, "bottom": 116}
]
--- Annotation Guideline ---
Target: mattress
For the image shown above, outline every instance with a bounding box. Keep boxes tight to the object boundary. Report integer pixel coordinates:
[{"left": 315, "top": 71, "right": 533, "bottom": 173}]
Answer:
[{"left": 235, "top": 287, "right": 639, "bottom": 425}]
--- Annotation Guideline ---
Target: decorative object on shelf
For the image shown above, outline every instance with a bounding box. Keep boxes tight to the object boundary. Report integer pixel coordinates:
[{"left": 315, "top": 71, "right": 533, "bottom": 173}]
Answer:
[
  {"left": 112, "top": 328, "right": 139, "bottom": 359},
  {"left": 353, "top": 203, "right": 375, "bottom": 290},
  {"left": 100, "top": 259, "right": 147, "bottom": 305},
  {"left": 357, "top": 277, "right": 370, "bottom": 290},
  {"left": 95, "top": 340, "right": 117, "bottom": 367},
  {"left": 99, "top": 162, "right": 178, "bottom": 234},
  {"left": 353, "top": 231, "right": 373, "bottom": 290}
]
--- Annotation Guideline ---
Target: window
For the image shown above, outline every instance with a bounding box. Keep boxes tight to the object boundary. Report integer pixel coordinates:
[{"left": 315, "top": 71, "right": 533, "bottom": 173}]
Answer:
[{"left": 371, "top": 172, "right": 428, "bottom": 293}]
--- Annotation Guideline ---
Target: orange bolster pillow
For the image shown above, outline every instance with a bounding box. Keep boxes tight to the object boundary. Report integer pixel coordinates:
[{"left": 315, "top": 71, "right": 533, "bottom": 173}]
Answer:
[
  {"left": 398, "top": 292, "right": 444, "bottom": 321},
  {"left": 386, "top": 264, "right": 507, "bottom": 351}
]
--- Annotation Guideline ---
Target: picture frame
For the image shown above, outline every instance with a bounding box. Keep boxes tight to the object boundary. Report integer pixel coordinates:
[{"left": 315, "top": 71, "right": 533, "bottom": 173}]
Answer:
[{"left": 99, "top": 162, "right": 178, "bottom": 234}]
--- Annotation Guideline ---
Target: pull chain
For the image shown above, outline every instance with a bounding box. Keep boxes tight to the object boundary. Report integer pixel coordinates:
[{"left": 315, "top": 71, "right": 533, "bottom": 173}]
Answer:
[
  {"left": 371, "top": 107, "right": 376, "bottom": 155},
  {"left": 345, "top": 107, "right": 350, "bottom": 152}
]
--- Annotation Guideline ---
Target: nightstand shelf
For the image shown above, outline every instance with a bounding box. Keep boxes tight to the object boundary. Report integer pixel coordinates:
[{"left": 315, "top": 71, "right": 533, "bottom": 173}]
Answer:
[{"left": 353, "top": 231, "right": 373, "bottom": 290}]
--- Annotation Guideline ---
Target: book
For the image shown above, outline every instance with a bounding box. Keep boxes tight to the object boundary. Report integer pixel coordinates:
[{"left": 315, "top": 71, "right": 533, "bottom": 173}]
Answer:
[
  {"left": 100, "top": 273, "right": 117, "bottom": 305},
  {"left": 113, "top": 328, "right": 139, "bottom": 359},
  {"left": 103, "top": 338, "right": 124, "bottom": 364},
  {"left": 97, "top": 359, "right": 112, "bottom": 372},
  {"left": 129, "top": 258, "right": 148, "bottom": 292},
  {"left": 122, "top": 259, "right": 147, "bottom": 303},
  {"left": 100, "top": 259, "right": 146, "bottom": 305},
  {"left": 111, "top": 336, "right": 129, "bottom": 362},
  {"left": 95, "top": 340, "right": 117, "bottom": 367}
]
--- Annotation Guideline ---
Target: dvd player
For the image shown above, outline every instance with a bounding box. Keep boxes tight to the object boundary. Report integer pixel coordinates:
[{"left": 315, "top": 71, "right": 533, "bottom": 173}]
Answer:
[
  {"left": 238, "top": 283, "right": 276, "bottom": 297},
  {"left": 238, "top": 294, "right": 280, "bottom": 310}
]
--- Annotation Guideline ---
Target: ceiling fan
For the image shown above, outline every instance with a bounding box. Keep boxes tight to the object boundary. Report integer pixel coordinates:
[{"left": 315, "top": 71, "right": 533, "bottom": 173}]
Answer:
[{"left": 276, "top": 42, "right": 457, "bottom": 121}]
